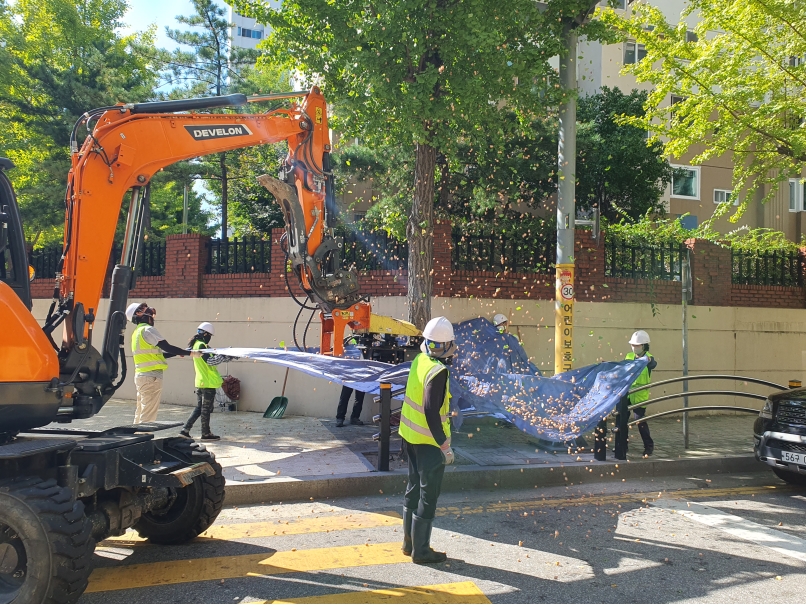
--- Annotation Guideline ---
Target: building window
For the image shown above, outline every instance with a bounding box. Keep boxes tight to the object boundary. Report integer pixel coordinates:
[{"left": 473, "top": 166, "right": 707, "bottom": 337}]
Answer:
[
  {"left": 789, "top": 179, "right": 806, "bottom": 212},
  {"left": 676, "top": 214, "right": 699, "bottom": 230},
  {"left": 686, "top": 30, "right": 699, "bottom": 43},
  {"left": 239, "top": 27, "right": 262, "bottom": 39},
  {"left": 714, "top": 189, "right": 737, "bottom": 206},
  {"left": 624, "top": 41, "right": 646, "bottom": 65},
  {"left": 671, "top": 165, "right": 700, "bottom": 200},
  {"left": 602, "top": 0, "right": 627, "bottom": 8}
]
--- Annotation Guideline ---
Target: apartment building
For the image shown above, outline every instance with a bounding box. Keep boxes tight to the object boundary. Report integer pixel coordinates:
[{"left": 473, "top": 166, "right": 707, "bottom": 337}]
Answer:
[
  {"left": 228, "top": 5, "right": 273, "bottom": 51},
  {"left": 581, "top": 0, "right": 803, "bottom": 239}
]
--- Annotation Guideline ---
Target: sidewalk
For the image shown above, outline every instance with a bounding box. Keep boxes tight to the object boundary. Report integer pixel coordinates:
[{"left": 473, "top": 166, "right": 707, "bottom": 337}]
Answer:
[{"left": 59, "top": 399, "right": 762, "bottom": 504}]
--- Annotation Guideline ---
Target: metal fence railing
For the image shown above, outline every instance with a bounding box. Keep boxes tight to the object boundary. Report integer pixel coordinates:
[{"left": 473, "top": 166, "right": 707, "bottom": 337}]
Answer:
[
  {"left": 29, "top": 246, "right": 61, "bottom": 280},
  {"left": 605, "top": 237, "right": 683, "bottom": 281},
  {"left": 732, "top": 250, "right": 803, "bottom": 287},
  {"left": 336, "top": 227, "right": 408, "bottom": 272},
  {"left": 451, "top": 228, "right": 556, "bottom": 273},
  {"left": 206, "top": 237, "right": 271, "bottom": 274},
  {"left": 30, "top": 241, "right": 166, "bottom": 279}
]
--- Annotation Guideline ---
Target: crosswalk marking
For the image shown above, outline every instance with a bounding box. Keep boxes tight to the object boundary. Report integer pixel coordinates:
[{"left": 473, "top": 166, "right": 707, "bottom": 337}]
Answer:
[
  {"left": 652, "top": 498, "right": 806, "bottom": 563},
  {"left": 86, "top": 542, "right": 411, "bottom": 593},
  {"left": 266, "top": 581, "right": 491, "bottom": 604},
  {"left": 105, "top": 512, "right": 401, "bottom": 544}
]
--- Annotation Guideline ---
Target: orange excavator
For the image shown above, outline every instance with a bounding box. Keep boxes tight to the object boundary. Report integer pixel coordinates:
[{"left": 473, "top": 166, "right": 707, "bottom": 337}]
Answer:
[{"left": 0, "top": 87, "right": 418, "bottom": 603}]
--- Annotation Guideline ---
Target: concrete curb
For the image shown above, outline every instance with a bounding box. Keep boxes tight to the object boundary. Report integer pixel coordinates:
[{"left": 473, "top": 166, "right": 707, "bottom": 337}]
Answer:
[{"left": 223, "top": 454, "right": 764, "bottom": 506}]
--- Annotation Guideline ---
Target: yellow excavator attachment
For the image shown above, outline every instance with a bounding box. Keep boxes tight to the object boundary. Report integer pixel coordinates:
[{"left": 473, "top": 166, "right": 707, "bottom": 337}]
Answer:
[{"left": 362, "top": 314, "right": 422, "bottom": 337}]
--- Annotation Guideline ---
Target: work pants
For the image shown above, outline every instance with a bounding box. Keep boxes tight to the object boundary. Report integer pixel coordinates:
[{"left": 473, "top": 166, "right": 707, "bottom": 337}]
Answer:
[
  {"left": 134, "top": 374, "right": 163, "bottom": 424},
  {"left": 403, "top": 440, "right": 445, "bottom": 519},
  {"left": 185, "top": 388, "right": 216, "bottom": 436},
  {"left": 336, "top": 386, "right": 365, "bottom": 420},
  {"left": 633, "top": 406, "right": 654, "bottom": 449},
  {"left": 614, "top": 396, "right": 630, "bottom": 460}
]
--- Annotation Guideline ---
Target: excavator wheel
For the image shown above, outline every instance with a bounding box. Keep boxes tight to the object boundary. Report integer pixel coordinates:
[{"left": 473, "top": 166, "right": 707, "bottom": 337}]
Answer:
[
  {"left": 0, "top": 477, "right": 94, "bottom": 604},
  {"left": 134, "top": 438, "right": 225, "bottom": 544}
]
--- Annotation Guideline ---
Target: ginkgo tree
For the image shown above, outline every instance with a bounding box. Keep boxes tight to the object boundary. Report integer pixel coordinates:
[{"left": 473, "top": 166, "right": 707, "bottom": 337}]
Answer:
[
  {"left": 233, "top": 0, "right": 611, "bottom": 328},
  {"left": 601, "top": 0, "right": 806, "bottom": 221}
]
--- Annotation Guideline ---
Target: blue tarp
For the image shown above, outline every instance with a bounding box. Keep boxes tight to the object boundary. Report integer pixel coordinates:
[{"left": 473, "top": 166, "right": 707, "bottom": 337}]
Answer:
[{"left": 210, "top": 318, "right": 647, "bottom": 444}]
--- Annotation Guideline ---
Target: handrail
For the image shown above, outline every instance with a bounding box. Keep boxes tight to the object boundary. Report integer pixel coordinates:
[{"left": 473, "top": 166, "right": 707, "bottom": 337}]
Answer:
[
  {"left": 628, "top": 405, "right": 760, "bottom": 425},
  {"left": 627, "top": 390, "right": 767, "bottom": 411},
  {"left": 628, "top": 374, "right": 786, "bottom": 394}
]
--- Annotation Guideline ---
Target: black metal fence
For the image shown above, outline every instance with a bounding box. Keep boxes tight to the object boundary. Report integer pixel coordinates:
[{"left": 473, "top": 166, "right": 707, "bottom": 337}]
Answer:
[
  {"left": 605, "top": 237, "right": 683, "bottom": 281},
  {"left": 336, "top": 226, "right": 408, "bottom": 271},
  {"left": 732, "top": 250, "right": 803, "bottom": 287},
  {"left": 29, "top": 246, "right": 61, "bottom": 280},
  {"left": 30, "top": 241, "right": 166, "bottom": 279},
  {"left": 206, "top": 237, "right": 271, "bottom": 274},
  {"left": 451, "top": 228, "right": 556, "bottom": 273}
]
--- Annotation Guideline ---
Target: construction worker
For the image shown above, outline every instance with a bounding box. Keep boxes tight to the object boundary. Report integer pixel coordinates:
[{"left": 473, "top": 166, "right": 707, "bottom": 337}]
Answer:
[
  {"left": 126, "top": 302, "right": 188, "bottom": 424},
  {"left": 614, "top": 330, "right": 656, "bottom": 459},
  {"left": 399, "top": 316, "right": 456, "bottom": 565},
  {"left": 493, "top": 313, "right": 509, "bottom": 334},
  {"left": 489, "top": 313, "right": 534, "bottom": 375},
  {"left": 181, "top": 322, "right": 226, "bottom": 441}
]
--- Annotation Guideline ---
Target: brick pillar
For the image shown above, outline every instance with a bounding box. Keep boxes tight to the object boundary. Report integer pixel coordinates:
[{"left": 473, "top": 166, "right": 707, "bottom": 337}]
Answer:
[
  {"left": 686, "top": 238, "right": 732, "bottom": 307},
  {"left": 269, "top": 227, "right": 288, "bottom": 296},
  {"left": 164, "top": 233, "right": 207, "bottom": 298},
  {"left": 574, "top": 230, "right": 606, "bottom": 302},
  {"left": 432, "top": 219, "right": 453, "bottom": 297}
]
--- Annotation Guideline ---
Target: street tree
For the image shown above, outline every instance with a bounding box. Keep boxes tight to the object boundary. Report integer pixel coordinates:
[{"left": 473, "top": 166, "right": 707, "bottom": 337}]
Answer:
[
  {"left": 0, "top": 0, "right": 158, "bottom": 246},
  {"left": 601, "top": 1, "right": 806, "bottom": 220},
  {"left": 160, "top": 0, "right": 258, "bottom": 239},
  {"left": 233, "top": 0, "right": 589, "bottom": 328}
]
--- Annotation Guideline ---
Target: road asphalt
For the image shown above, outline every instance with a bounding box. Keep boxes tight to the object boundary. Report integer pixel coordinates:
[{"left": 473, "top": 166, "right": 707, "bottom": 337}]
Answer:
[{"left": 82, "top": 469, "right": 806, "bottom": 603}]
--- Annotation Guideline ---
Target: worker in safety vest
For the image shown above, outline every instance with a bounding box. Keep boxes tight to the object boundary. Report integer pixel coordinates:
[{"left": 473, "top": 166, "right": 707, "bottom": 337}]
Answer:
[
  {"left": 615, "top": 330, "right": 657, "bottom": 458},
  {"left": 399, "top": 316, "right": 456, "bottom": 564},
  {"left": 181, "top": 322, "right": 228, "bottom": 441},
  {"left": 126, "top": 302, "right": 188, "bottom": 424},
  {"left": 489, "top": 313, "right": 534, "bottom": 375}
]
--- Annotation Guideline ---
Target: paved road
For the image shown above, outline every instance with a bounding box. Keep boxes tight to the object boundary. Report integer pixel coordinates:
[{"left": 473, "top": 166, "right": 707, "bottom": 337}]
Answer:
[{"left": 82, "top": 470, "right": 806, "bottom": 603}]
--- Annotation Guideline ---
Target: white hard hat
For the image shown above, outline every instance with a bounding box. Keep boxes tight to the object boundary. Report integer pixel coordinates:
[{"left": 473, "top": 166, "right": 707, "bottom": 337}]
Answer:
[
  {"left": 629, "top": 330, "right": 650, "bottom": 345},
  {"left": 197, "top": 322, "right": 215, "bottom": 335},
  {"left": 422, "top": 316, "right": 455, "bottom": 342},
  {"left": 125, "top": 302, "right": 144, "bottom": 322},
  {"left": 493, "top": 313, "right": 508, "bottom": 327}
]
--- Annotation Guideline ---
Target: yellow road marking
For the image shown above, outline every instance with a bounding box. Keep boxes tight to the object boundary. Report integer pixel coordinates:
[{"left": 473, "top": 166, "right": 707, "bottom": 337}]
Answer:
[
  {"left": 86, "top": 542, "right": 410, "bottom": 593},
  {"left": 105, "top": 512, "right": 401, "bottom": 545},
  {"left": 267, "top": 581, "right": 490, "bottom": 604},
  {"left": 436, "top": 485, "right": 786, "bottom": 517}
]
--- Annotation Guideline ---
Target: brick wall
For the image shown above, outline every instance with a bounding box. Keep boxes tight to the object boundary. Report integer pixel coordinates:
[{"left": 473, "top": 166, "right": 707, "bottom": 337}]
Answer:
[
  {"left": 27, "top": 224, "right": 806, "bottom": 310},
  {"left": 731, "top": 284, "right": 805, "bottom": 309}
]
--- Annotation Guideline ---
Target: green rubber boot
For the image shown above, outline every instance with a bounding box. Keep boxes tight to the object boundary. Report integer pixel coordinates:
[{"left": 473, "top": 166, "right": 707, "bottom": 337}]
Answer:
[
  {"left": 402, "top": 508, "right": 413, "bottom": 556},
  {"left": 411, "top": 514, "right": 447, "bottom": 564}
]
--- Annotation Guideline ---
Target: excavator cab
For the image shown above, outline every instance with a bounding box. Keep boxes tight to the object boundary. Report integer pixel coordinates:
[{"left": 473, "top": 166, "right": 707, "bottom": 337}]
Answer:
[{"left": 0, "top": 159, "right": 32, "bottom": 310}]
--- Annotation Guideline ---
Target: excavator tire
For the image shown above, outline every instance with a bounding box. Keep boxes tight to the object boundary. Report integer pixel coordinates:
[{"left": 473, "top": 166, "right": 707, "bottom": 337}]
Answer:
[
  {"left": 0, "top": 477, "right": 94, "bottom": 604},
  {"left": 134, "top": 438, "right": 225, "bottom": 544}
]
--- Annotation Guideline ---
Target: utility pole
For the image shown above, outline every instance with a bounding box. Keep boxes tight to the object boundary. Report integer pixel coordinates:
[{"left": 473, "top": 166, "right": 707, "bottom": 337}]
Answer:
[
  {"left": 681, "top": 248, "right": 692, "bottom": 448},
  {"left": 554, "top": 24, "right": 578, "bottom": 376},
  {"left": 182, "top": 185, "right": 189, "bottom": 235}
]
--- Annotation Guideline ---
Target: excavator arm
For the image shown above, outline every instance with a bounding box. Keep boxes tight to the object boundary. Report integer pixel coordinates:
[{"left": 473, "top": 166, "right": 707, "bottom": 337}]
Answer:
[{"left": 35, "top": 86, "right": 416, "bottom": 424}]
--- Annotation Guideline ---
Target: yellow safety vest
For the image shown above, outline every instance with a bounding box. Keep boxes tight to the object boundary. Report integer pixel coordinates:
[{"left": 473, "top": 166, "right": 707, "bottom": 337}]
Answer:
[
  {"left": 627, "top": 351, "right": 653, "bottom": 406},
  {"left": 131, "top": 325, "right": 168, "bottom": 374},
  {"left": 193, "top": 340, "right": 223, "bottom": 389},
  {"left": 399, "top": 353, "right": 451, "bottom": 447}
]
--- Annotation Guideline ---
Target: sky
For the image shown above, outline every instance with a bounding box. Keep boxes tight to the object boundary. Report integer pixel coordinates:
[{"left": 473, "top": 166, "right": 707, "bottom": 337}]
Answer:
[{"left": 120, "top": 0, "right": 228, "bottom": 51}]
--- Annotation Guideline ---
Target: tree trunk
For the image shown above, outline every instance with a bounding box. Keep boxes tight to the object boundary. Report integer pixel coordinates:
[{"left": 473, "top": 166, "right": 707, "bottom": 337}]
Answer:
[
  {"left": 220, "top": 152, "right": 228, "bottom": 240},
  {"left": 407, "top": 142, "right": 437, "bottom": 330}
]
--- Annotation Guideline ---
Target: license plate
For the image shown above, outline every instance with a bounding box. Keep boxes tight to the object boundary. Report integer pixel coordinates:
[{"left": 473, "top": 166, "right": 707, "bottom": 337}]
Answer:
[{"left": 782, "top": 451, "right": 804, "bottom": 464}]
